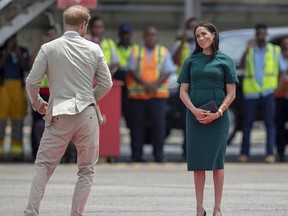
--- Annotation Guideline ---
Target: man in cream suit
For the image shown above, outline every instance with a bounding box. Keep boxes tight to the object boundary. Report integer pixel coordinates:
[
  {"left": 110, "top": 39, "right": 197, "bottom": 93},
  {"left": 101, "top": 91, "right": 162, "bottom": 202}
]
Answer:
[{"left": 24, "top": 5, "right": 112, "bottom": 216}]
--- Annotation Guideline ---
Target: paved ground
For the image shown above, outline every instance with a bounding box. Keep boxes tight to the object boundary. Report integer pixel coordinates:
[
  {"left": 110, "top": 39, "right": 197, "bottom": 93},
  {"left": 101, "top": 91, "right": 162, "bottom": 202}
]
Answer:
[
  {"left": 1, "top": 121, "right": 288, "bottom": 215},
  {"left": 1, "top": 162, "right": 288, "bottom": 216}
]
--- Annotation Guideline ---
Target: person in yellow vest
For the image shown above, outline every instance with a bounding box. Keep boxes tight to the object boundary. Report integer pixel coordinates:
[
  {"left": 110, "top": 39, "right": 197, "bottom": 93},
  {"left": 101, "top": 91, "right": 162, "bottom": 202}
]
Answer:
[
  {"left": 171, "top": 17, "right": 199, "bottom": 160},
  {"left": 126, "top": 26, "right": 176, "bottom": 162},
  {"left": 238, "top": 24, "right": 281, "bottom": 163},
  {"left": 171, "top": 17, "right": 199, "bottom": 72},
  {"left": 274, "top": 37, "right": 288, "bottom": 162},
  {"left": 85, "top": 16, "right": 119, "bottom": 74},
  {"left": 0, "top": 34, "right": 30, "bottom": 161},
  {"left": 114, "top": 23, "right": 138, "bottom": 128}
]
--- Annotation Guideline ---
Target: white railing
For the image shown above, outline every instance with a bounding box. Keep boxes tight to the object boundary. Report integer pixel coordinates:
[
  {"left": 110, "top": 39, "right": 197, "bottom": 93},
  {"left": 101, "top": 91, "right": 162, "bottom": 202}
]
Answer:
[
  {"left": 0, "top": 0, "right": 56, "bottom": 45},
  {"left": 0, "top": 0, "right": 13, "bottom": 10}
]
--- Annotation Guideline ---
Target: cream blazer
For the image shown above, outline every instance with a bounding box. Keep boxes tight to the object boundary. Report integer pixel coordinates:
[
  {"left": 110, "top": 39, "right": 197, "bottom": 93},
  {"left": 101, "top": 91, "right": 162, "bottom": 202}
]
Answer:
[{"left": 26, "top": 31, "right": 112, "bottom": 125}]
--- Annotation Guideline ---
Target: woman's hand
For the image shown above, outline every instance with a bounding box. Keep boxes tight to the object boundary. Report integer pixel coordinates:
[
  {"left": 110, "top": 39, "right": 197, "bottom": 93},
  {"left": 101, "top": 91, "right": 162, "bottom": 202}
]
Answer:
[
  {"left": 197, "top": 110, "right": 220, "bottom": 124},
  {"left": 193, "top": 108, "right": 210, "bottom": 120}
]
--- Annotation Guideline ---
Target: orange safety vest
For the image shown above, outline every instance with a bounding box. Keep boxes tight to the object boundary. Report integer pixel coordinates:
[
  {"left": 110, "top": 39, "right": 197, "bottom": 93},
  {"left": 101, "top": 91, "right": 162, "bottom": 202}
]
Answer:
[
  {"left": 275, "top": 80, "right": 288, "bottom": 97},
  {"left": 126, "top": 45, "right": 169, "bottom": 99}
]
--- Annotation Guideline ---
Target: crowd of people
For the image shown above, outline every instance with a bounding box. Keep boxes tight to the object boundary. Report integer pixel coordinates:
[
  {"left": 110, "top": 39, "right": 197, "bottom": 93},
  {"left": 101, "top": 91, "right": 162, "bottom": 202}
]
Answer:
[
  {"left": 0, "top": 5, "right": 286, "bottom": 215},
  {"left": 0, "top": 14, "right": 287, "bottom": 164}
]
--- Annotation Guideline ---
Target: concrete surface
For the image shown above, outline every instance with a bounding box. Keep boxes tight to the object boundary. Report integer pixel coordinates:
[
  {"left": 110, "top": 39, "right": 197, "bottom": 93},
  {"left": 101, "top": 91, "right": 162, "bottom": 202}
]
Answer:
[
  {"left": 1, "top": 121, "right": 288, "bottom": 215},
  {"left": 0, "top": 162, "right": 288, "bottom": 216}
]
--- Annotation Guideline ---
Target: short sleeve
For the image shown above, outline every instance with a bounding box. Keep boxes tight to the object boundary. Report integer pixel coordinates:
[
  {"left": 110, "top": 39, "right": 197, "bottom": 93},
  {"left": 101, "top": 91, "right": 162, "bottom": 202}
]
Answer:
[
  {"left": 177, "top": 57, "right": 191, "bottom": 84},
  {"left": 222, "top": 55, "right": 239, "bottom": 84},
  {"left": 111, "top": 47, "right": 119, "bottom": 64},
  {"left": 162, "top": 51, "right": 177, "bottom": 74},
  {"left": 127, "top": 51, "right": 137, "bottom": 71}
]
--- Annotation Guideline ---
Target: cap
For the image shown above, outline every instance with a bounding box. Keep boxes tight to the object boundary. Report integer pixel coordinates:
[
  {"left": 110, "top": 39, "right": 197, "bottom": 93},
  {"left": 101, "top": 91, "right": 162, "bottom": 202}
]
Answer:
[{"left": 119, "top": 23, "right": 132, "bottom": 33}]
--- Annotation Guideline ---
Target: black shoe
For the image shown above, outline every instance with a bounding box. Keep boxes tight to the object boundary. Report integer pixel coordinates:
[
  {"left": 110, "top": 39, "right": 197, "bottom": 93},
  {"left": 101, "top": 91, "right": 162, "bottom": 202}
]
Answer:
[
  {"left": 204, "top": 209, "right": 206, "bottom": 216},
  {"left": 12, "top": 156, "right": 24, "bottom": 163},
  {"left": 155, "top": 159, "right": 164, "bottom": 163},
  {"left": 278, "top": 154, "right": 285, "bottom": 162}
]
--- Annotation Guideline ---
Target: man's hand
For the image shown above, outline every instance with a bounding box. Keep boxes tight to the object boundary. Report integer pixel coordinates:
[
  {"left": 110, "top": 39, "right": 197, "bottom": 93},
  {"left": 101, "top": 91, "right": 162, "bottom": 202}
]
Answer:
[
  {"left": 36, "top": 101, "right": 48, "bottom": 115},
  {"left": 246, "top": 39, "right": 255, "bottom": 50}
]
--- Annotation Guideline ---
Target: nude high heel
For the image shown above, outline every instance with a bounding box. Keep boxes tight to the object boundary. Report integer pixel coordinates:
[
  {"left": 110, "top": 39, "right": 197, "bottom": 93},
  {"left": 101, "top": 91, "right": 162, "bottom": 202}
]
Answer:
[
  {"left": 213, "top": 208, "right": 222, "bottom": 216},
  {"left": 196, "top": 208, "right": 206, "bottom": 216}
]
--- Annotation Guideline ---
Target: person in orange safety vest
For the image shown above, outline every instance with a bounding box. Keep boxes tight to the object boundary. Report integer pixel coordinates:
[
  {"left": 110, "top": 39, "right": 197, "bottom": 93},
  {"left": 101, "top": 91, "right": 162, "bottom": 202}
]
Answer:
[
  {"left": 126, "top": 26, "right": 176, "bottom": 162},
  {"left": 275, "top": 37, "right": 288, "bottom": 162}
]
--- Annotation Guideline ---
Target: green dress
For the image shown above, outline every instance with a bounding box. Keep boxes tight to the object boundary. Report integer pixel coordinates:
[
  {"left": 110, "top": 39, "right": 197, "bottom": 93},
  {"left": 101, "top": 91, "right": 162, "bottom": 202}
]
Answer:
[{"left": 177, "top": 52, "right": 238, "bottom": 171}]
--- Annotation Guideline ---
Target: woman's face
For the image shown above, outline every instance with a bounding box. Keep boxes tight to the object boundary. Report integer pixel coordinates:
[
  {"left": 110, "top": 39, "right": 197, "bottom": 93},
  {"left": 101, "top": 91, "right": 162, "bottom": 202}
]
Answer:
[
  {"left": 195, "top": 26, "right": 215, "bottom": 50},
  {"left": 91, "top": 19, "right": 104, "bottom": 36}
]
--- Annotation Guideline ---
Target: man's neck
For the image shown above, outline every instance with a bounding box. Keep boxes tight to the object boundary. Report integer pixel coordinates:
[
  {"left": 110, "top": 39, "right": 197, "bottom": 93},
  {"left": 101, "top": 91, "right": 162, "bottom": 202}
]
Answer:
[
  {"left": 145, "top": 45, "right": 156, "bottom": 50},
  {"left": 65, "top": 25, "right": 79, "bottom": 33},
  {"left": 257, "top": 41, "right": 266, "bottom": 49}
]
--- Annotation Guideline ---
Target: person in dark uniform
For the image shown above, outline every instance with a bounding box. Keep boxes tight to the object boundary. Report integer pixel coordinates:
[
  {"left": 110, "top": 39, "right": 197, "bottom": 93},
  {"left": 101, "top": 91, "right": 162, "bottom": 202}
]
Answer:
[
  {"left": 178, "top": 22, "right": 238, "bottom": 216},
  {"left": 114, "top": 23, "right": 138, "bottom": 128},
  {"left": 0, "top": 34, "right": 30, "bottom": 160}
]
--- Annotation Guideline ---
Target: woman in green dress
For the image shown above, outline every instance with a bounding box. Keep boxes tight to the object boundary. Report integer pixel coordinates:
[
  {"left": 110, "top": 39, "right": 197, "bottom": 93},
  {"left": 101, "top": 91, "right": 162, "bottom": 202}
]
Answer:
[{"left": 178, "top": 22, "right": 238, "bottom": 216}]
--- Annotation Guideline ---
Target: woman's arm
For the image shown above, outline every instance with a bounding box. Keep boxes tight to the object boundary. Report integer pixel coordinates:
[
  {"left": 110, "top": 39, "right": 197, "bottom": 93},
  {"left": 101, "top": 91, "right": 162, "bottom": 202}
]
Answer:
[
  {"left": 218, "top": 83, "right": 237, "bottom": 114},
  {"left": 179, "top": 83, "right": 210, "bottom": 120},
  {"left": 179, "top": 83, "right": 195, "bottom": 111},
  {"left": 185, "top": 83, "right": 236, "bottom": 124}
]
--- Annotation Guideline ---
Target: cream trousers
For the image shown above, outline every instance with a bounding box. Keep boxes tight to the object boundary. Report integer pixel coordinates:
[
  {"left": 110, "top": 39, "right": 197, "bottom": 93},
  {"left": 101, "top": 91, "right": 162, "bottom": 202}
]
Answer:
[{"left": 24, "top": 106, "right": 99, "bottom": 216}]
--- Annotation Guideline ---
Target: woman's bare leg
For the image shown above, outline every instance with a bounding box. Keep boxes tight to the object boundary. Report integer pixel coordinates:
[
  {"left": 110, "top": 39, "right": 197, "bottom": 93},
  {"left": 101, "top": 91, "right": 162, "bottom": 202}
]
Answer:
[
  {"left": 213, "top": 169, "right": 224, "bottom": 216},
  {"left": 194, "top": 171, "right": 206, "bottom": 215}
]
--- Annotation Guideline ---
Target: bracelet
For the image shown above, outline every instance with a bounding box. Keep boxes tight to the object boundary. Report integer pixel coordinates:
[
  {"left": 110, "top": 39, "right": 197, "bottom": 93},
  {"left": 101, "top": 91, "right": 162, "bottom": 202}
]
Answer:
[
  {"left": 217, "top": 111, "right": 221, "bottom": 118},
  {"left": 218, "top": 108, "right": 223, "bottom": 117},
  {"left": 222, "top": 103, "right": 228, "bottom": 109}
]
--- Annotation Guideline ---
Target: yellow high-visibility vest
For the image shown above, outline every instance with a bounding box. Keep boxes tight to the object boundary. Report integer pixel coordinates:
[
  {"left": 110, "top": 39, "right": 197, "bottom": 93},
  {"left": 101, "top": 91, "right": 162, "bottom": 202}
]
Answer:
[
  {"left": 116, "top": 44, "right": 138, "bottom": 68},
  {"left": 40, "top": 76, "right": 49, "bottom": 88},
  {"left": 243, "top": 43, "right": 280, "bottom": 95},
  {"left": 175, "top": 40, "right": 191, "bottom": 75},
  {"left": 101, "top": 38, "right": 117, "bottom": 65}
]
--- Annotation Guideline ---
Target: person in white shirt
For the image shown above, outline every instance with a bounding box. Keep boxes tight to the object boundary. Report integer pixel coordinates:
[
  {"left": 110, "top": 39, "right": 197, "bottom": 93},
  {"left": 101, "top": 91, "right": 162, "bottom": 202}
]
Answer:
[{"left": 24, "top": 5, "right": 112, "bottom": 216}]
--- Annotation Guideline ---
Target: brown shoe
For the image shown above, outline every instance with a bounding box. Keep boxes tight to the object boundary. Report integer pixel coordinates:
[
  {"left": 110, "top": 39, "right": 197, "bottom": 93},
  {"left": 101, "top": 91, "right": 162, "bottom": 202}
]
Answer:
[
  {"left": 238, "top": 154, "right": 249, "bottom": 163},
  {"left": 265, "top": 155, "right": 275, "bottom": 163}
]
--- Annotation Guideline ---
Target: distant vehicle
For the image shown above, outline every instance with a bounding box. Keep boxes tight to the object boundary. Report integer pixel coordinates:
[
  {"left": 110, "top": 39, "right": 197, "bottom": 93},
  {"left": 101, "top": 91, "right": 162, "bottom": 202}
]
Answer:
[{"left": 219, "top": 27, "right": 288, "bottom": 143}]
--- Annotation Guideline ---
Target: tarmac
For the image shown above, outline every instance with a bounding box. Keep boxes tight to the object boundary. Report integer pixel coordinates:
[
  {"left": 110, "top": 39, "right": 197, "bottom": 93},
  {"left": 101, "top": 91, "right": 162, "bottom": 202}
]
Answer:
[{"left": 1, "top": 121, "right": 288, "bottom": 215}]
